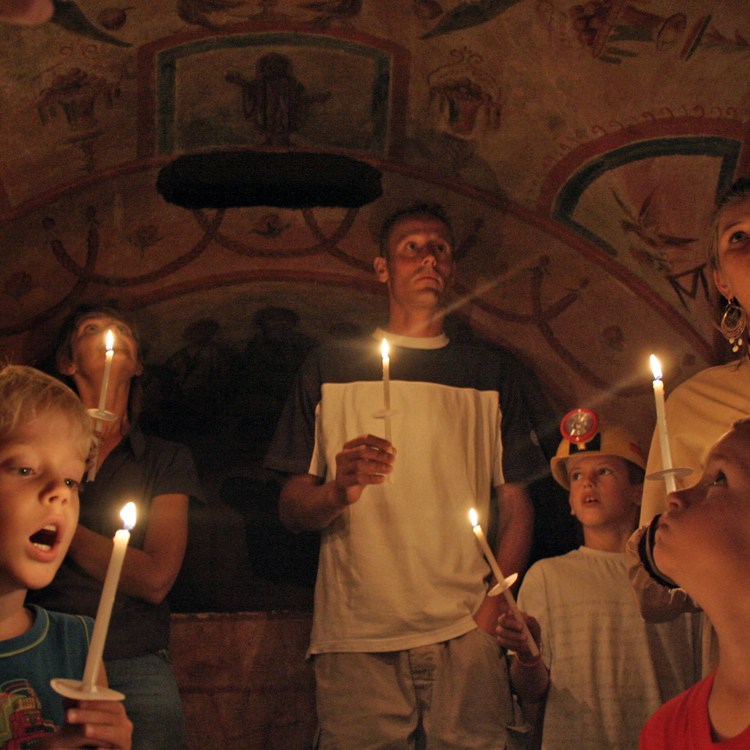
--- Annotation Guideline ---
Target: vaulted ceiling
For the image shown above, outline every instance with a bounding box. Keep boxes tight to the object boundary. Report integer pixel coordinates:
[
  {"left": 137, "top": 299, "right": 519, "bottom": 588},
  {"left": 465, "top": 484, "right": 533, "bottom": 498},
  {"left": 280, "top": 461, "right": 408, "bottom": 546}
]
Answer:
[{"left": 1, "top": 0, "right": 748, "bottom": 453}]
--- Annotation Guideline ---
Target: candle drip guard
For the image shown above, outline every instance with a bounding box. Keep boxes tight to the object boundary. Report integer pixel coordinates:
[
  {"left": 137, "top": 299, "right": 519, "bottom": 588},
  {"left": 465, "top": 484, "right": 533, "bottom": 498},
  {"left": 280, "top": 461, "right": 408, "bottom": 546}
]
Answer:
[
  {"left": 50, "top": 678, "right": 125, "bottom": 702},
  {"left": 488, "top": 573, "right": 518, "bottom": 597},
  {"left": 87, "top": 408, "right": 118, "bottom": 422},
  {"left": 645, "top": 466, "right": 693, "bottom": 482}
]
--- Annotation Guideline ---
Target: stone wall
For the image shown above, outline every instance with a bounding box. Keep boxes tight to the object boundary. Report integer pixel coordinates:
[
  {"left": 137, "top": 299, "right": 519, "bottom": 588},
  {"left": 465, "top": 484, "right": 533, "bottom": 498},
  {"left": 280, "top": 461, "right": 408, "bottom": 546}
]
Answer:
[{"left": 170, "top": 612, "right": 316, "bottom": 750}]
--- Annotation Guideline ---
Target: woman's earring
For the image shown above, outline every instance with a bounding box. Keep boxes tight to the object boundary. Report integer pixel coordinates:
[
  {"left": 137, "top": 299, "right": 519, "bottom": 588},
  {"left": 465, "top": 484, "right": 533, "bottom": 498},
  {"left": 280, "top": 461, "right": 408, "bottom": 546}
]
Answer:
[{"left": 720, "top": 299, "right": 747, "bottom": 353}]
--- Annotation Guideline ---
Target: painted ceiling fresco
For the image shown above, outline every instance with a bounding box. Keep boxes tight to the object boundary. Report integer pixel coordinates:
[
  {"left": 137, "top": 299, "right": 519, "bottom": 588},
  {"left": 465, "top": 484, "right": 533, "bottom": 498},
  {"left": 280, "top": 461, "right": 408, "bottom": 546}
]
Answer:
[{"left": 0, "top": 0, "right": 748, "bottom": 606}]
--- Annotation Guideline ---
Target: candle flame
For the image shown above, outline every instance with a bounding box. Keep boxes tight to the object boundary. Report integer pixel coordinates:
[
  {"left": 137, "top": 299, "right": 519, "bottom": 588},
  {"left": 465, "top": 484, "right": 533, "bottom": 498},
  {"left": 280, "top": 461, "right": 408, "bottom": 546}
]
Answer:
[
  {"left": 381, "top": 338, "right": 389, "bottom": 361},
  {"left": 469, "top": 508, "right": 479, "bottom": 527},
  {"left": 106, "top": 330, "right": 114, "bottom": 351},
  {"left": 120, "top": 502, "right": 136, "bottom": 530},
  {"left": 650, "top": 354, "right": 662, "bottom": 381}
]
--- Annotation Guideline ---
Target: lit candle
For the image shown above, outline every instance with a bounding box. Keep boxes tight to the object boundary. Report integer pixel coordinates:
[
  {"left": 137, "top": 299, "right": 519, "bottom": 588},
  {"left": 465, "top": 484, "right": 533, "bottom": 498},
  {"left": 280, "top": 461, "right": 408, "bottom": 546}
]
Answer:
[
  {"left": 81, "top": 502, "right": 136, "bottom": 692},
  {"left": 98, "top": 330, "right": 114, "bottom": 415},
  {"left": 650, "top": 355, "right": 676, "bottom": 494},
  {"left": 88, "top": 330, "right": 114, "bottom": 482},
  {"left": 381, "top": 338, "right": 391, "bottom": 444},
  {"left": 470, "top": 508, "right": 539, "bottom": 656}
]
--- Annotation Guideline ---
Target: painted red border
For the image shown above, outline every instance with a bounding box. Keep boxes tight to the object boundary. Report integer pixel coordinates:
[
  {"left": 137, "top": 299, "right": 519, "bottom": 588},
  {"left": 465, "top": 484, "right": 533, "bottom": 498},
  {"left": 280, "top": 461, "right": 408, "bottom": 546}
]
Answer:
[
  {"left": 136, "top": 20, "right": 410, "bottom": 162},
  {"left": 0, "top": 153, "right": 717, "bottom": 363},
  {"left": 125, "top": 269, "right": 386, "bottom": 310},
  {"left": 537, "top": 116, "right": 750, "bottom": 214}
]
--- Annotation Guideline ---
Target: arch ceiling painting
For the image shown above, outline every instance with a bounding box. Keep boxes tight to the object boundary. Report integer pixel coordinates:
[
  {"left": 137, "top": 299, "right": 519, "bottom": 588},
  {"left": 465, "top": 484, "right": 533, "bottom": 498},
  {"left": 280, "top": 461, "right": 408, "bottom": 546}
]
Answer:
[{"left": 0, "top": 0, "right": 749, "bottom": 454}]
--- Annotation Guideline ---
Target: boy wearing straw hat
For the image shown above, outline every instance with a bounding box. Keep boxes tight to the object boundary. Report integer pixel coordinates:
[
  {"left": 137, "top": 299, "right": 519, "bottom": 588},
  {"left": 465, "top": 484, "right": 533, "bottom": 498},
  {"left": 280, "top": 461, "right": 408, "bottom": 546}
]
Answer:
[{"left": 497, "top": 410, "right": 700, "bottom": 750}]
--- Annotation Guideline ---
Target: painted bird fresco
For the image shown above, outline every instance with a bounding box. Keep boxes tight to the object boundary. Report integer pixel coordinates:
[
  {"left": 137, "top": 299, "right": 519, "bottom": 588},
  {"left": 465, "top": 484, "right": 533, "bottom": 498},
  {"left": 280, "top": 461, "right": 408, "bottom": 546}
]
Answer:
[
  {"left": 421, "top": 0, "right": 523, "bottom": 39},
  {"left": 51, "top": 0, "right": 131, "bottom": 45},
  {"left": 297, "top": 0, "right": 362, "bottom": 27},
  {"left": 177, "top": 0, "right": 246, "bottom": 28}
]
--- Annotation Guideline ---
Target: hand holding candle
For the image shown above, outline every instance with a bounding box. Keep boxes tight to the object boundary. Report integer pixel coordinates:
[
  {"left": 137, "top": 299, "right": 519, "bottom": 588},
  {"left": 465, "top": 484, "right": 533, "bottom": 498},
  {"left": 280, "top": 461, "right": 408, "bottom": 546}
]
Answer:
[{"left": 470, "top": 508, "right": 539, "bottom": 656}]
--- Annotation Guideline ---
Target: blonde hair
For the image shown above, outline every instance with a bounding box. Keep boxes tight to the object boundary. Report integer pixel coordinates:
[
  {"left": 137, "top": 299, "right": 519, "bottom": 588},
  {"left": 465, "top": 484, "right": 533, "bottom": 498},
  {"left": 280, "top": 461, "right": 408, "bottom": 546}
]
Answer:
[{"left": 0, "top": 365, "right": 94, "bottom": 461}]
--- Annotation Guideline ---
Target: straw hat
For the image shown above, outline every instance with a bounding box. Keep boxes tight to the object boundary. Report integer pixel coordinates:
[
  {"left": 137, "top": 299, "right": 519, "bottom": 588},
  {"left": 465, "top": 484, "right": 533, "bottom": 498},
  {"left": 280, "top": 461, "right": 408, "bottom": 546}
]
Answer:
[{"left": 550, "top": 408, "right": 647, "bottom": 489}]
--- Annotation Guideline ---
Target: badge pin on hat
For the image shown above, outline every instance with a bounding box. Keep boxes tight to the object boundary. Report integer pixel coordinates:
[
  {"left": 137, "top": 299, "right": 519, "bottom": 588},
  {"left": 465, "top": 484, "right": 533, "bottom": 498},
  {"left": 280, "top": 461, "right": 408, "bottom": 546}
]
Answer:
[{"left": 551, "top": 409, "right": 648, "bottom": 490}]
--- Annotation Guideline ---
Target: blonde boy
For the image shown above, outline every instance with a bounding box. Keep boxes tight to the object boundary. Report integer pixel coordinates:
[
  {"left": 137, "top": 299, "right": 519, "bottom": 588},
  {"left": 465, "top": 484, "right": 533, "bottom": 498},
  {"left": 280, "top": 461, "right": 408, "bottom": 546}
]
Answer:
[
  {"left": 498, "top": 415, "right": 700, "bottom": 750},
  {"left": 0, "top": 365, "right": 131, "bottom": 750}
]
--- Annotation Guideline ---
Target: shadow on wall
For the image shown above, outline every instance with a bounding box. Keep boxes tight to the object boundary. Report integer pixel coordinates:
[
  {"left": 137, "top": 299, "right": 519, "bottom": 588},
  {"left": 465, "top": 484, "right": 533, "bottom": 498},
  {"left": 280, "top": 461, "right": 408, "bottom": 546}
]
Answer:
[
  {"left": 142, "top": 306, "right": 356, "bottom": 613},
  {"left": 142, "top": 307, "right": 317, "bottom": 460}
]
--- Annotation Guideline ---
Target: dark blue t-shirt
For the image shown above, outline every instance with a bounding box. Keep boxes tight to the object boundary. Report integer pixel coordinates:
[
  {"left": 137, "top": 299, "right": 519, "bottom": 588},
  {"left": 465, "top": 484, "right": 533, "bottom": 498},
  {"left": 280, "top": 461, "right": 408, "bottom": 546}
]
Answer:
[{"left": 0, "top": 605, "right": 93, "bottom": 746}]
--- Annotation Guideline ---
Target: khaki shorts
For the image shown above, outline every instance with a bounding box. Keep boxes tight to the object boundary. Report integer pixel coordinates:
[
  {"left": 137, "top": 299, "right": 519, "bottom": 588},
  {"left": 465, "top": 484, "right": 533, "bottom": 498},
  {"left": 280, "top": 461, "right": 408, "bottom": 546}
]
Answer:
[{"left": 314, "top": 627, "right": 523, "bottom": 750}]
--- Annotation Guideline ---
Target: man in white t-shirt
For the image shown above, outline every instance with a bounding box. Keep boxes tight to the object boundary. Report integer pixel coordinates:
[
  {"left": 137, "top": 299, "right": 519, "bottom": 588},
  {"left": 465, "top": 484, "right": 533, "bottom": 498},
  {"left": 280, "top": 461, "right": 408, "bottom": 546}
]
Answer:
[{"left": 266, "top": 202, "right": 549, "bottom": 749}]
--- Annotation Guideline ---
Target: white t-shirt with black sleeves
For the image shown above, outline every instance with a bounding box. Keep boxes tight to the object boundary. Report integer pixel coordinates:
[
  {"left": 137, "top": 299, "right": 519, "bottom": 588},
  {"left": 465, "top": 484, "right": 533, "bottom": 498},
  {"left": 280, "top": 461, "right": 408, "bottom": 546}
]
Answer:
[{"left": 266, "top": 329, "right": 548, "bottom": 655}]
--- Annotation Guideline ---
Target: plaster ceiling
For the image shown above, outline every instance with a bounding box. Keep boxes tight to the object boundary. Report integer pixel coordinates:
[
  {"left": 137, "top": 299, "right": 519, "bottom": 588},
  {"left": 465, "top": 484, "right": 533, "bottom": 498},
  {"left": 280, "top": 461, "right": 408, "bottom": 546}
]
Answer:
[{"left": 0, "top": 0, "right": 748, "bottom": 449}]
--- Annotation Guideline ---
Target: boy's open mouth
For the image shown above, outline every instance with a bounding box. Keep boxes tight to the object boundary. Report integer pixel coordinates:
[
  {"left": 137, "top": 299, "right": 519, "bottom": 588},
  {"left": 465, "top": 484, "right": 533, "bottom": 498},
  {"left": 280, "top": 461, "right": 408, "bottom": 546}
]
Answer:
[{"left": 30, "top": 524, "right": 59, "bottom": 551}]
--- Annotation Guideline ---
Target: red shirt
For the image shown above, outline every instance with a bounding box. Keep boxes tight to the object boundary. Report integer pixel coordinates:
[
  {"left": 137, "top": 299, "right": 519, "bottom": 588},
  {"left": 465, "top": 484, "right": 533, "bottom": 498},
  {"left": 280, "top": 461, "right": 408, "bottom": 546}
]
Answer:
[{"left": 640, "top": 670, "right": 750, "bottom": 749}]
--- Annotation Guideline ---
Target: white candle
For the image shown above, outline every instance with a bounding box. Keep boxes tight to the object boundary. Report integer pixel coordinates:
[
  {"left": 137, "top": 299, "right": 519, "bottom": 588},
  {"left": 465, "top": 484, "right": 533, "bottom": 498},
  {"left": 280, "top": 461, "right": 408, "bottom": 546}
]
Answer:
[
  {"left": 81, "top": 502, "right": 136, "bottom": 692},
  {"left": 88, "top": 330, "right": 114, "bottom": 482},
  {"left": 650, "top": 355, "right": 677, "bottom": 494},
  {"left": 381, "top": 338, "right": 391, "bottom": 444},
  {"left": 470, "top": 508, "right": 539, "bottom": 657},
  {"left": 97, "top": 330, "right": 114, "bottom": 414}
]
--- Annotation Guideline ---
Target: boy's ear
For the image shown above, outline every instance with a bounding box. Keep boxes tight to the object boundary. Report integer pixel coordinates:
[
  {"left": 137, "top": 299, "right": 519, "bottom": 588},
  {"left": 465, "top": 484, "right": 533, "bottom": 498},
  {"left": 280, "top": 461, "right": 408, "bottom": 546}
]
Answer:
[
  {"left": 632, "top": 482, "right": 644, "bottom": 508},
  {"left": 374, "top": 256, "right": 389, "bottom": 283}
]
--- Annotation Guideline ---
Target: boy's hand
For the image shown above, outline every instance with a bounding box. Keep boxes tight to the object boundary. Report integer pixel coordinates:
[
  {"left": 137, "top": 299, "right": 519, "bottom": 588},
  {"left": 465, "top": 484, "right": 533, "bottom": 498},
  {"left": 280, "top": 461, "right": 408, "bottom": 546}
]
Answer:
[
  {"left": 38, "top": 700, "right": 132, "bottom": 749},
  {"left": 496, "top": 608, "right": 542, "bottom": 662}
]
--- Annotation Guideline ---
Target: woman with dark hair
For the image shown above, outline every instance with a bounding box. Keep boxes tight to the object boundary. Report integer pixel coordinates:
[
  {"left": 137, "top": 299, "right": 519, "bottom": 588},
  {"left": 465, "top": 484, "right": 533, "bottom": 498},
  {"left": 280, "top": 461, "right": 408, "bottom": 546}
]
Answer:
[{"left": 30, "top": 303, "right": 201, "bottom": 750}]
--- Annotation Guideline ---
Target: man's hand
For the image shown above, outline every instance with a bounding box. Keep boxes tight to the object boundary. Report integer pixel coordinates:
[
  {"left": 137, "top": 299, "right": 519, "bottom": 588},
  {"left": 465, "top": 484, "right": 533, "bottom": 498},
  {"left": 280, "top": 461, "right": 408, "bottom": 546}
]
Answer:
[
  {"left": 38, "top": 700, "right": 132, "bottom": 749},
  {"left": 333, "top": 434, "right": 396, "bottom": 506},
  {"left": 280, "top": 435, "right": 396, "bottom": 532}
]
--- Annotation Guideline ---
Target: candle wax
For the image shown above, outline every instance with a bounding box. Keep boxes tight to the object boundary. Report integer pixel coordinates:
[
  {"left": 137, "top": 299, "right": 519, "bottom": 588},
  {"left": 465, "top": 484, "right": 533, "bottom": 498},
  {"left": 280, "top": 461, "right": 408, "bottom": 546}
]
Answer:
[
  {"left": 81, "top": 527, "right": 129, "bottom": 691},
  {"left": 381, "top": 339, "right": 392, "bottom": 444},
  {"left": 471, "top": 518, "right": 539, "bottom": 657},
  {"left": 97, "top": 332, "right": 114, "bottom": 414},
  {"left": 652, "top": 376, "right": 677, "bottom": 494}
]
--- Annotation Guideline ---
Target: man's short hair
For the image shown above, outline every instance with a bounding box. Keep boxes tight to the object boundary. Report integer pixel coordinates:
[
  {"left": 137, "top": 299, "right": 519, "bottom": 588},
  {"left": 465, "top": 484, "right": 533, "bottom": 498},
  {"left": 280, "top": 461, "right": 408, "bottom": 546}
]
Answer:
[
  {"left": 379, "top": 202, "right": 454, "bottom": 259},
  {"left": 0, "top": 364, "right": 93, "bottom": 461}
]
